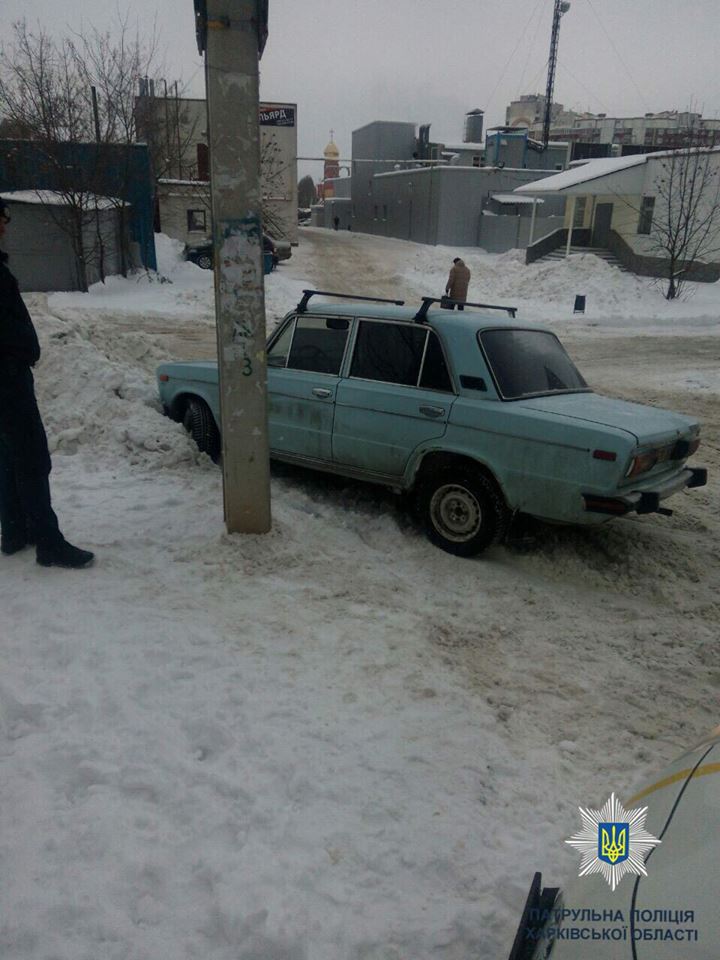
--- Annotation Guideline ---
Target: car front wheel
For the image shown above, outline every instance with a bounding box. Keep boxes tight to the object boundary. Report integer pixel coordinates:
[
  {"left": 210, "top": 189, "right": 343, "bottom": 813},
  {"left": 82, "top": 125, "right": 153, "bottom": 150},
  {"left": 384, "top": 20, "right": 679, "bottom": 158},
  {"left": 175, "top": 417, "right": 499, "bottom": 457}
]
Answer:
[
  {"left": 196, "top": 254, "right": 213, "bottom": 269},
  {"left": 418, "top": 469, "right": 507, "bottom": 557},
  {"left": 183, "top": 398, "right": 221, "bottom": 462}
]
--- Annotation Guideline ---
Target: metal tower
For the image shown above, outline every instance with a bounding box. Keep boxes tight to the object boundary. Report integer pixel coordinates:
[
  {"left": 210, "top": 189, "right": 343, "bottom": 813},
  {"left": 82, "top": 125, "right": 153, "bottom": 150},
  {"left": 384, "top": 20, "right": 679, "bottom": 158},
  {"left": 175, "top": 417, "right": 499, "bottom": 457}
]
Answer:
[{"left": 542, "top": 0, "right": 571, "bottom": 147}]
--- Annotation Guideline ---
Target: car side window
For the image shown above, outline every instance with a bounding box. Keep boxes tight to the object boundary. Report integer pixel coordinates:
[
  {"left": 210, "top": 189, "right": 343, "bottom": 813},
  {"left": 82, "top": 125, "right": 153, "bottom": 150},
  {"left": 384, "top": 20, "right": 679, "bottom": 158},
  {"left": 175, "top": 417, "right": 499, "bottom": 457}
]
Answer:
[
  {"left": 419, "top": 332, "right": 453, "bottom": 392},
  {"left": 287, "top": 316, "right": 350, "bottom": 375},
  {"left": 267, "top": 319, "right": 295, "bottom": 367},
  {"left": 350, "top": 321, "right": 427, "bottom": 386}
]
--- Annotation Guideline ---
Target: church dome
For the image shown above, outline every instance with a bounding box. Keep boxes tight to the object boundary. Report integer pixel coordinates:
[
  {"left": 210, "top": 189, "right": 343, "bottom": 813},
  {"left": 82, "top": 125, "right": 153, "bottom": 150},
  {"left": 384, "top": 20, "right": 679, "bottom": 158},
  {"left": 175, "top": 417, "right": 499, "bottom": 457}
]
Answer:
[{"left": 323, "top": 139, "right": 340, "bottom": 159}]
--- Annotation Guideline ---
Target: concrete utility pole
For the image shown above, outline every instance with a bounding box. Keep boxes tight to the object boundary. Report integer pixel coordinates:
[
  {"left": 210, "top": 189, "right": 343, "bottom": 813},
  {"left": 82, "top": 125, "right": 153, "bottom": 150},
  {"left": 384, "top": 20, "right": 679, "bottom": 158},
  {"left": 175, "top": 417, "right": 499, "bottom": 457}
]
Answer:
[{"left": 198, "top": 0, "right": 271, "bottom": 534}]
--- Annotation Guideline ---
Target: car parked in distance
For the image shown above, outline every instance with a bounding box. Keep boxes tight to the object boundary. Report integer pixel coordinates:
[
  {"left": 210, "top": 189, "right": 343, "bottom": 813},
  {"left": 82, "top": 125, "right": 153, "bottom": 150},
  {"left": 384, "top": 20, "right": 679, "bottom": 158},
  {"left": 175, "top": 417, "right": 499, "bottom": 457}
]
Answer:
[
  {"left": 184, "top": 233, "right": 291, "bottom": 270},
  {"left": 157, "top": 290, "right": 707, "bottom": 556},
  {"left": 268, "top": 234, "right": 292, "bottom": 262}
]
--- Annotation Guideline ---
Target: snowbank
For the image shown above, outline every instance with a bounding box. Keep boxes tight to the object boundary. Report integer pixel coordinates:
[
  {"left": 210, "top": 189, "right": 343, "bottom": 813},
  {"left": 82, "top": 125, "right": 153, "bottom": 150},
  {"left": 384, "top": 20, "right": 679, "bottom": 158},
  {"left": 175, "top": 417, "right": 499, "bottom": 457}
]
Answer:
[{"left": 1, "top": 229, "right": 717, "bottom": 960}]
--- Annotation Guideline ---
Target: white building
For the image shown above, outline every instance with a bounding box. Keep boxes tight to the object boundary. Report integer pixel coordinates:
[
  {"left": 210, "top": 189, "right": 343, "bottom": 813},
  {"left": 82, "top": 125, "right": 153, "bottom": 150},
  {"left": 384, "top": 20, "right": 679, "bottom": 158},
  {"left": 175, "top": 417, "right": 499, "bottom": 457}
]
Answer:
[
  {"left": 506, "top": 95, "right": 720, "bottom": 151},
  {"left": 515, "top": 147, "right": 720, "bottom": 281},
  {"left": 134, "top": 95, "right": 298, "bottom": 245}
]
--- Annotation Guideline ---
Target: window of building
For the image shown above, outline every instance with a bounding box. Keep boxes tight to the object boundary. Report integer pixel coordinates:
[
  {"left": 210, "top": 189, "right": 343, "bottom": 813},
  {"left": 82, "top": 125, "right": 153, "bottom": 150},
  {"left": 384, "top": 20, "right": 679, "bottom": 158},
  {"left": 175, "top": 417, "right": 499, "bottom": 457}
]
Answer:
[
  {"left": 373, "top": 205, "right": 378, "bottom": 220},
  {"left": 382, "top": 204, "right": 388, "bottom": 220},
  {"left": 472, "top": 155, "right": 481, "bottom": 167},
  {"left": 187, "top": 209, "right": 207, "bottom": 233},
  {"left": 638, "top": 196, "right": 655, "bottom": 235},
  {"left": 350, "top": 321, "right": 427, "bottom": 387},
  {"left": 573, "top": 197, "right": 587, "bottom": 228}
]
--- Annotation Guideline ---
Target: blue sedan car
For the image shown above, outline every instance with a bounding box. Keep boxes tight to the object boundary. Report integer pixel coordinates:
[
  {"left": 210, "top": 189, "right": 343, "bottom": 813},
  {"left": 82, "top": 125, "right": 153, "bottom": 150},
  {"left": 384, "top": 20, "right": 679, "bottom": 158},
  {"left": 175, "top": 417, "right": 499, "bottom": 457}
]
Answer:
[{"left": 157, "top": 291, "right": 706, "bottom": 556}]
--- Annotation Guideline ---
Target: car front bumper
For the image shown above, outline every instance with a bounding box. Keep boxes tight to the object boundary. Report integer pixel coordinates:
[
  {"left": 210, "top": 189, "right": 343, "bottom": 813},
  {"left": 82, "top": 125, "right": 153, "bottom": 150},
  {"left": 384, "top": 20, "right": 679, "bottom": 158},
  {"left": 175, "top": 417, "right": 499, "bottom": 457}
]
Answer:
[{"left": 583, "top": 466, "right": 707, "bottom": 517}]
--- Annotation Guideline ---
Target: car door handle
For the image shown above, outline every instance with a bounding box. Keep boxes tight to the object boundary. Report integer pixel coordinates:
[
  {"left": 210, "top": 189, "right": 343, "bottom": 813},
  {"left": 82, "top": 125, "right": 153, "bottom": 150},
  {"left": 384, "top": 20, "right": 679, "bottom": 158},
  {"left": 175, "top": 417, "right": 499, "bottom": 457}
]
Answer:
[
  {"left": 419, "top": 405, "right": 445, "bottom": 418},
  {"left": 312, "top": 387, "right": 333, "bottom": 399}
]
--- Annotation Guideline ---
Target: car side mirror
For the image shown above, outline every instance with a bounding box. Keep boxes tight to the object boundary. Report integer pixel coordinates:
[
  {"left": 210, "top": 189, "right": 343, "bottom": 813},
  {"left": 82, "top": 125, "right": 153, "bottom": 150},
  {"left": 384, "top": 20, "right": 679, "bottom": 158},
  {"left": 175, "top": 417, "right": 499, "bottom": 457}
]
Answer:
[{"left": 460, "top": 375, "right": 487, "bottom": 391}]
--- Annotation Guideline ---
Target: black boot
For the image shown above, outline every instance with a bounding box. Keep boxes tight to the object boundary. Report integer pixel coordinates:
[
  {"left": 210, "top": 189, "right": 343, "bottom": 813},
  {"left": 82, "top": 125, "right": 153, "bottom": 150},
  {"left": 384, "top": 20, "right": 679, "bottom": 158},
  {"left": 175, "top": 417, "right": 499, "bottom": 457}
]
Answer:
[
  {"left": 37, "top": 539, "right": 95, "bottom": 569},
  {"left": 1, "top": 534, "right": 29, "bottom": 555}
]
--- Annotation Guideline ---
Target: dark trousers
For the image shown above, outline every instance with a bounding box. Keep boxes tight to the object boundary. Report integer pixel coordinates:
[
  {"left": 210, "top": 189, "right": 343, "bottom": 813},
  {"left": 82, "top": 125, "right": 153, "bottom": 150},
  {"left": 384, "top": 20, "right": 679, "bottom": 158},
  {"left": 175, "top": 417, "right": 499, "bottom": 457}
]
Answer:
[{"left": 0, "top": 363, "right": 61, "bottom": 549}]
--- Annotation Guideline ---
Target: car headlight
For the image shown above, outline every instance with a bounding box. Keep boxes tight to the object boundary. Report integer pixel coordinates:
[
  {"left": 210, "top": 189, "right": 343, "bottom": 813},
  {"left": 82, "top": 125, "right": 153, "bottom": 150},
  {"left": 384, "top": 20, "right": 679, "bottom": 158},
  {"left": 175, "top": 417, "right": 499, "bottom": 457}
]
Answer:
[{"left": 626, "top": 450, "right": 658, "bottom": 478}]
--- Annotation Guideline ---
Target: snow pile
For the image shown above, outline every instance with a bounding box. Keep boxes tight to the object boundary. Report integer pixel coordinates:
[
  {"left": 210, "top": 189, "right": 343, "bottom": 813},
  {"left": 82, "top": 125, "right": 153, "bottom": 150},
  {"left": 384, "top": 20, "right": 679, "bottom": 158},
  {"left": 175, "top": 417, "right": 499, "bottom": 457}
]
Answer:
[
  {"left": 51, "top": 232, "right": 216, "bottom": 320},
  {"left": 32, "top": 305, "right": 205, "bottom": 469},
  {"left": 401, "top": 241, "right": 686, "bottom": 323},
  {"left": 1, "top": 228, "right": 718, "bottom": 960}
]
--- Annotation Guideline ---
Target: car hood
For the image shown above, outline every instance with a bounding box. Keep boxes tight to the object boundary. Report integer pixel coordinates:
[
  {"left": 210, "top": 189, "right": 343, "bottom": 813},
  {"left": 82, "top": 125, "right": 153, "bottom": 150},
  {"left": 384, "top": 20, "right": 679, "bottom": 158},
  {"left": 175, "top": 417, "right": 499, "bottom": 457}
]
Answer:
[{"left": 516, "top": 392, "right": 698, "bottom": 444}]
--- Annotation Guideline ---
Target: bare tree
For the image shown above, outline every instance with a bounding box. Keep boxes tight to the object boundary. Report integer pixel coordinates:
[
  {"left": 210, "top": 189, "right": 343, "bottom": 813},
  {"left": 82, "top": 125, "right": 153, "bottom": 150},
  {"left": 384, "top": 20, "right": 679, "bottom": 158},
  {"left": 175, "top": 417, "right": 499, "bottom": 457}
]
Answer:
[
  {"left": 298, "top": 174, "right": 316, "bottom": 209},
  {"left": 71, "top": 15, "right": 163, "bottom": 275},
  {"left": 0, "top": 17, "right": 185, "bottom": 286},
  {"left": 0, "top": 19, "right": 164, "bottom": 287},
  {"left": 646, "top": 146, "right": 720, "bottom": 299},
  {"left": 0, "top": 20, "right": 101, "bottom": 289},
  {"left": 260, "top": 133, "right": 293, "bottom": 238},
  {"left": 134, "top": 85, "right": 203, "bottom": 182},
  {"left": 188, "top": 133, "right": 296, "bottom": 241}
]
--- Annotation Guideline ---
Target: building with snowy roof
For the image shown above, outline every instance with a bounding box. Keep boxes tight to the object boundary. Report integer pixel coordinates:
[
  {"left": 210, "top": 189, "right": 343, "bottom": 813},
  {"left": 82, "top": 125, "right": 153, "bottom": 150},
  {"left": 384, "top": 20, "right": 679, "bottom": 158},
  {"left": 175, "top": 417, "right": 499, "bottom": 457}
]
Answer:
[
  {"left": 0, "top": 190, "right": 132, "bottom": 291},
  {"left": 514, "top": 147, "right": 720, "bottom": 281},
  {"left": 347, "top": 118, "right": 569, "bottom": 251},
  {"left": 0, "top": 138, "right": 156, "bottom": 283}
]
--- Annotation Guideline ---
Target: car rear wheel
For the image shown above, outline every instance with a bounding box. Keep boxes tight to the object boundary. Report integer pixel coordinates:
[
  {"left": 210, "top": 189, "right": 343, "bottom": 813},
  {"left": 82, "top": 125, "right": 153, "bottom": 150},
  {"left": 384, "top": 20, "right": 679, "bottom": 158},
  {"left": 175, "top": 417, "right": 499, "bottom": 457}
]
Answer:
[
  {"left": 418, "top": 468, "right": 507, "bottom": 556},
  {"left": 183, "top": 398, "right": 221, "bottom": 462},
  {"left": 196, "top": 254, "right": 213, "bottom": 270}
]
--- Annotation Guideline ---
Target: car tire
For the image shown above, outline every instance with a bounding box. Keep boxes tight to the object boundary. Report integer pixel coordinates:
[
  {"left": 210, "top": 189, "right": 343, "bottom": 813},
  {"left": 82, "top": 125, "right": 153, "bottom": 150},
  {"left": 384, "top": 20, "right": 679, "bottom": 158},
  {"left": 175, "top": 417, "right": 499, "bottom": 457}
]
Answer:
[
  {"left": 183, "top": 398, "right": 221, "bottom": 462},
  {"left": 418, "top": 468, "right": 508, "bottom": 557},
  {"left": 196, "top": 254, "right": 213, "bottom": 270}
]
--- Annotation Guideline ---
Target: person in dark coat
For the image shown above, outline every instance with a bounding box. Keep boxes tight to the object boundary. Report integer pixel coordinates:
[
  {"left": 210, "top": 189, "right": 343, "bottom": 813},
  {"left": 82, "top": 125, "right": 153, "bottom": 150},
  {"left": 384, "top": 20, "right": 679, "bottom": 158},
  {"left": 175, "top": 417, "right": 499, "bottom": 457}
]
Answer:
[
  {"left": 0, "top": 198, "right": 94, "bottom": 568},
  {"left": 445, "top": 257, "right": 471, "bottom": 310}
]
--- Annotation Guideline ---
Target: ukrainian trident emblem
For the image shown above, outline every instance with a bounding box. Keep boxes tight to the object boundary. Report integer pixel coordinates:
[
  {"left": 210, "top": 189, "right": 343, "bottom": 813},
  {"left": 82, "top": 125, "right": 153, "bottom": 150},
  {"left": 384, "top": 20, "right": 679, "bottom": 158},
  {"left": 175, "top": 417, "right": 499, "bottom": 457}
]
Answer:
[
  {"left": 599, "top": 822, "right": 629, "bottom": 865},
  {"left": 566, "top": 793, "right": 660, "bottom": 890}
]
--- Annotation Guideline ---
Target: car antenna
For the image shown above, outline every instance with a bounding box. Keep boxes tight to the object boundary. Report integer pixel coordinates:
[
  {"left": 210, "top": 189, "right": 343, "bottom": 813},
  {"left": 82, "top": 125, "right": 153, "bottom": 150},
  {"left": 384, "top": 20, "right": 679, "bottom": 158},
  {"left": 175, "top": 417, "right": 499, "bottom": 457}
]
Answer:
[{"left": 296, "top": 289, "right": 405, "bottom": 313}]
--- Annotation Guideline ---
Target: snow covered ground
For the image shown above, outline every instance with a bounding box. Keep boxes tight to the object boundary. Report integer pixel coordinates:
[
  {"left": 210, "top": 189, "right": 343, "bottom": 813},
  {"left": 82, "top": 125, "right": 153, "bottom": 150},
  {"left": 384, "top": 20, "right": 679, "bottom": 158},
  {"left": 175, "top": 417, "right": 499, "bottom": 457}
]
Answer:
[{"left": 2, "top": 229, "right": 718, "bottom": 959}]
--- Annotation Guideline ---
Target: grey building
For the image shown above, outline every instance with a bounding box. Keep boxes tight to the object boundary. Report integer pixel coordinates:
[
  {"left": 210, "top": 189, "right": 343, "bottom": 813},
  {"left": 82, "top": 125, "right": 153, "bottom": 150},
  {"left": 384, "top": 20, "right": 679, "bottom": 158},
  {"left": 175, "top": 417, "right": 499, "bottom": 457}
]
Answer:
[
  {"left": 351, "top": 122, "right": 417, "bottom": 235},
  {"left": 320, "top": 116, "right": 571, "bottom": 252},
  {"left": 318, "top": 176, "right": 352, "bottom": 229},
  {"left": 440, "top": 130, "right": 568, "bottom": 173},
  {"left": 0, "top": 191, "right": 130, "bottom": 292},
  {"left": 368, "top": 166, "right": 564, "bottom": 249}
]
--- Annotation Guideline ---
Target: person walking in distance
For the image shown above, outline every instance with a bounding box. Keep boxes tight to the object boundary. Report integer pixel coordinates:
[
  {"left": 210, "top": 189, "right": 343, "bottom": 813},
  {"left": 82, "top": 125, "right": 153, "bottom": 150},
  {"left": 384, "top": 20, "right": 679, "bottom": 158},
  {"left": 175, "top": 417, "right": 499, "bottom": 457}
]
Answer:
[
  {"left": 445, "top": 256, "right": 471, "bottom": 310},
  {"left": 0, "top": 198, "right": 94, "bottom": 568}
]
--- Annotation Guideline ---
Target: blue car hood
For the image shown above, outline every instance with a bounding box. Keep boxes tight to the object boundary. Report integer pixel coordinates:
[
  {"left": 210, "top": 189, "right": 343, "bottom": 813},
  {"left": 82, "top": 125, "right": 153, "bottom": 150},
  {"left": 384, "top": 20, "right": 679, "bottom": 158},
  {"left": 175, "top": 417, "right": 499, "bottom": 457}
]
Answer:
[{"left": 516, "top": 392, "right": 698, "bottom": 444}]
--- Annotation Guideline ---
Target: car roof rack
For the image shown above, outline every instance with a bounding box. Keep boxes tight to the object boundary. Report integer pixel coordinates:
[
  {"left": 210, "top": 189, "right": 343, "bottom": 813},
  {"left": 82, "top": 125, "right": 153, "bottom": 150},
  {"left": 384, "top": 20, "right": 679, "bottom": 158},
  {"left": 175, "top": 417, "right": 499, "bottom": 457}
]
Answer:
[
  {"left": 296, "top": 289, "right": 406, "bottom": 314},
  {"left": 413, "top": 297, "right": 517, "bottom": 323}
]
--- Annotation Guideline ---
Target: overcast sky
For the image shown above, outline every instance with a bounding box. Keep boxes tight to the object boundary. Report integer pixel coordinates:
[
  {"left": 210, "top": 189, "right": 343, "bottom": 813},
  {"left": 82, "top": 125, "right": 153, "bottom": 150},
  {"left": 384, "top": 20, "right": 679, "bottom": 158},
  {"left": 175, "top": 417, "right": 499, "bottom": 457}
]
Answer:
[{"left": 6, "top": 0, "right": 720, "bottom": 179}]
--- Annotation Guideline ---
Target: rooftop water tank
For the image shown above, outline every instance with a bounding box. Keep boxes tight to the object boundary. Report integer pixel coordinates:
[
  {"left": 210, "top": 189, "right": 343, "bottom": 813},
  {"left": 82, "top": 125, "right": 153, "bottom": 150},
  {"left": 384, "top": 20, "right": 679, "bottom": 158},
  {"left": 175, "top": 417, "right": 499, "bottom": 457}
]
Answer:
[{"left": 464, "top": 109, "right": 484, "bottom": 144}]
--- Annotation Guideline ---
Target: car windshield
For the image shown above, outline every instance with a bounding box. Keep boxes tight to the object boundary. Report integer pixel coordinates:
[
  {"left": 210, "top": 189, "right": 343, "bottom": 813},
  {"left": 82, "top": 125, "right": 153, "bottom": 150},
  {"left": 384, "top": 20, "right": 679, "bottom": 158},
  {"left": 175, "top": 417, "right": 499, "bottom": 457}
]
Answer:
[{"left": 478, "top": 328, "right": 589, "bottom": 400}]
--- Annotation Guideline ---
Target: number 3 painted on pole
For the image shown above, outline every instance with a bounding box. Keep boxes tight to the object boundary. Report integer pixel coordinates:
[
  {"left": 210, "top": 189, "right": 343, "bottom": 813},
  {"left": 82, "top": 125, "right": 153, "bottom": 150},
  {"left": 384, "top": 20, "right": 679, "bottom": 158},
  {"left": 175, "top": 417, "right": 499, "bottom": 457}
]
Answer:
[{"left": 242, "top": 357, "right": 253, "bottom": 376}]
